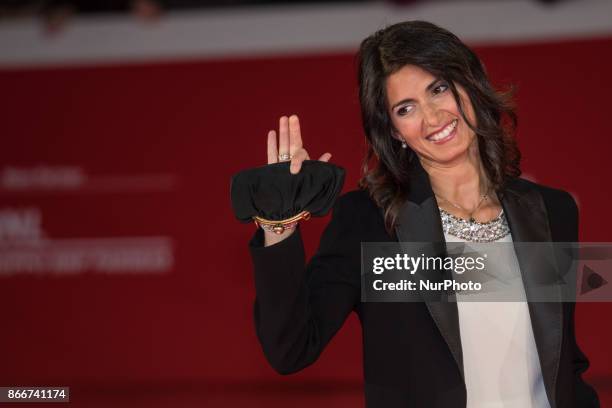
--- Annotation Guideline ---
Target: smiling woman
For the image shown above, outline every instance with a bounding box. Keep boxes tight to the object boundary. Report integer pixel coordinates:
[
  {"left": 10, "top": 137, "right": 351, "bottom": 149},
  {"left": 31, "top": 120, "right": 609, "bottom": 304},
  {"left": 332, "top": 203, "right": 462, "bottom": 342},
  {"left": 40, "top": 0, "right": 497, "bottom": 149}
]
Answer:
[
  {"left": 234, "top": 20, "right": 600, "bottom": 408},
  {"left": 388, "top": 66, "right": 474, "bottom": 164},
  {"left": 357, "top": 21, "right": 521, "bottom": 230}
]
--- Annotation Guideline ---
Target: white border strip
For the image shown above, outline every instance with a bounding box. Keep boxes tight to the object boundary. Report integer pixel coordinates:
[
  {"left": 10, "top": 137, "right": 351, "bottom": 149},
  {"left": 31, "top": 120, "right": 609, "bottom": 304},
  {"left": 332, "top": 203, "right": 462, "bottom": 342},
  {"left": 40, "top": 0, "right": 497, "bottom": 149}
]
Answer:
[{"left": 1, "top": 0, "right": 612, "bottom": 68}]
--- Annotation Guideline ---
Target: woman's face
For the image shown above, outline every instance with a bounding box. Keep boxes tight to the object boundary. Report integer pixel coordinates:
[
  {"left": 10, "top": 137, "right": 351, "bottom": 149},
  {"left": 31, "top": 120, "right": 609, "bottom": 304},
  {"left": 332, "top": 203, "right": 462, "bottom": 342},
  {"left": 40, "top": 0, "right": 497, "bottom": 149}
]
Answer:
[{"left": 386, "top": 64, "right": 478, "bottom": 167}]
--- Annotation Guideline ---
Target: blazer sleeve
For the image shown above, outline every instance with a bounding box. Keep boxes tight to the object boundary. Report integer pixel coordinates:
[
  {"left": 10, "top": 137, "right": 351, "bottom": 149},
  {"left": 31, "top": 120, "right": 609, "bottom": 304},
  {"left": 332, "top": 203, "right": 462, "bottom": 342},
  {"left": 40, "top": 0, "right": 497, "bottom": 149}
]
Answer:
[
  {"left": 569, "top": 303, "right": 600, "bottom": 407},
  {"left": 564, "top": 193, "right": 600, "bottom": 407},
  {"left": 543, "top": 186, "right": 600, "bottom": 407},
  {"left": 248, "top": 194, "right": 361, "bottom": 374}
]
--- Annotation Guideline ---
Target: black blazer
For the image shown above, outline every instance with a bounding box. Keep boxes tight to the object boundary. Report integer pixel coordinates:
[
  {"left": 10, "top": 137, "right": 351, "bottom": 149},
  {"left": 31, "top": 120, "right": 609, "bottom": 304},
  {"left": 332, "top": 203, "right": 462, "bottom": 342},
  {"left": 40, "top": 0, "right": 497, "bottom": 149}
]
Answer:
[{"left": 248, "top": 164, "right": 600, "bottom": 408}]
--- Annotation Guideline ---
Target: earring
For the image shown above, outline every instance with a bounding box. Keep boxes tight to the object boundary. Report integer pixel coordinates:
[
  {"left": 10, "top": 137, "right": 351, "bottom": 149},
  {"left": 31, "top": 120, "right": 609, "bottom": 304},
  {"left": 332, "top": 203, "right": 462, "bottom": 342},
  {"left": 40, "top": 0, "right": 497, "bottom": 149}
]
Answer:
[{"left": 401, "top": 141, "right": 407, "bottom": 149}]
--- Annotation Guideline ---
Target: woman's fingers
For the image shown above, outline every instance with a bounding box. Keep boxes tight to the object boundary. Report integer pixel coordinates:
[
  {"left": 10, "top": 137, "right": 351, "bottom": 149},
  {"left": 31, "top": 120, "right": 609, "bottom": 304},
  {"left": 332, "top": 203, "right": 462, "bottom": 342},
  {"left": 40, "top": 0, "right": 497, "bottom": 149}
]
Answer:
[
  {"left": 318, "top": 152, "right": 332, "bottom": 162},
  {"left": 288, "top": 114, "right": 303, "bottom": 155},
  {"left": 267, "top": 115, "right": 331, "bottom": 170},
  {"left": 289, "top": 149, "right": 309, "bottom": 174},
  {"left": 267, "top": 130, "right": 278, "bottom": 164}
]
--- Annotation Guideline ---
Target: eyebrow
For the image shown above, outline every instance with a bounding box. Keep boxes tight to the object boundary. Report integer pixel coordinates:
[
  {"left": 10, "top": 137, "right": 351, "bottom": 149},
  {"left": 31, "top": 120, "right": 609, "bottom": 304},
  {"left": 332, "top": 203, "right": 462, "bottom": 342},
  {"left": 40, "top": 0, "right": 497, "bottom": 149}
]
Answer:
[{"left": 390, "top": 77, "right": 442, "bottom": 111}]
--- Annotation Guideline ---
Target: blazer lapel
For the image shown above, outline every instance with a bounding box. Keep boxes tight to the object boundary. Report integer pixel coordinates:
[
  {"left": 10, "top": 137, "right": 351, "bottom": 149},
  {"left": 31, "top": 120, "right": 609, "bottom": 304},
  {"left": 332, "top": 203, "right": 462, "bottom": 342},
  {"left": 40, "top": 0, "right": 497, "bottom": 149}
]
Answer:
[
  {"left": 500, "top": 180, "right": 563, "bottom": 408},
  {"left": 393, "top": 161, "right": 464, "bottom": 380}
]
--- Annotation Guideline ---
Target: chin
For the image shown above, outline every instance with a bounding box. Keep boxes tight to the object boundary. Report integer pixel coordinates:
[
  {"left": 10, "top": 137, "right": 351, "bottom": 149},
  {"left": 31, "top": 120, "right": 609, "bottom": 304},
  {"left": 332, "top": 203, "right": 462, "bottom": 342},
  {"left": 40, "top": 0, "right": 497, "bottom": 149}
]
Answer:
[{"left": 426, "top": 146, "right": 471, "bottom": 165}]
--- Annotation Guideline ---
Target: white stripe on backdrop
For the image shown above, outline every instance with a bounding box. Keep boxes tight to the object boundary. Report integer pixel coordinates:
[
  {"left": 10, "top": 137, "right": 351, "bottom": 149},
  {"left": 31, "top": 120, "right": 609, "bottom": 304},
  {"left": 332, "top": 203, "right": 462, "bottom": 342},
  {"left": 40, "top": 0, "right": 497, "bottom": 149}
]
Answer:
[{"left": 1, "top": 0, "right": 612, "bottom": 68}]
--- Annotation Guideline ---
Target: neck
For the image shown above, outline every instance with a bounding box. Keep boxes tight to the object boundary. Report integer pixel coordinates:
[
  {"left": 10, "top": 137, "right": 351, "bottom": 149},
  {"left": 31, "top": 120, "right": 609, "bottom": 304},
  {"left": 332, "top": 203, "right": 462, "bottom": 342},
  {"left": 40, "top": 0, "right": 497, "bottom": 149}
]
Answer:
[{"left": 419, "top": 145, "right": 487, "bottom": 208}]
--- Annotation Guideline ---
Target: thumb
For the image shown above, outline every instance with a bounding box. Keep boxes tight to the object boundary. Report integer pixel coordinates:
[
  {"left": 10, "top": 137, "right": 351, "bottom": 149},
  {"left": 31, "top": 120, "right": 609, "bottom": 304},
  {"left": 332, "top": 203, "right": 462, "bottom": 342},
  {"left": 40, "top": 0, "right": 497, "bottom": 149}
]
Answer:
[{"left": 318, "top": 152, "right": 332, "bottom": 162}]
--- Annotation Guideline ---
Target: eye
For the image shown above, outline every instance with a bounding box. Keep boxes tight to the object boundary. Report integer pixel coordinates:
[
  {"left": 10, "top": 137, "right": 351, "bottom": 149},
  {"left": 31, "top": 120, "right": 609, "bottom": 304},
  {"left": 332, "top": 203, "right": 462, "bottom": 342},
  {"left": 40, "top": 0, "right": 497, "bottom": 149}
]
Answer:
[
  {"left": 396, "top": 104, "right": 414, "bottom": 117},
  {"left": 433, "top": 82, "right": 449, "bottom": 95}
]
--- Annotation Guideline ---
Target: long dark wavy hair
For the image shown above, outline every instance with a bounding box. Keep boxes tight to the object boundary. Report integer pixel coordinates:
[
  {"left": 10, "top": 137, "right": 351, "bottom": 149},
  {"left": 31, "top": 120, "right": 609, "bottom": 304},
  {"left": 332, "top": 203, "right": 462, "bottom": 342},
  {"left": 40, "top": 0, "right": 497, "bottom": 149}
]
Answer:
[{"left": 356, "top": 20, "right": 521, "bottom": 234}]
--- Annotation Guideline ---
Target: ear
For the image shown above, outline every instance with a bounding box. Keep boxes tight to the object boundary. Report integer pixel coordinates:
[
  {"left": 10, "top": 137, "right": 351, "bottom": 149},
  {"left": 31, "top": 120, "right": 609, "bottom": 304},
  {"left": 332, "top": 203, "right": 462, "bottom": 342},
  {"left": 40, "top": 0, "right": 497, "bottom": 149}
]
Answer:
[{"left": 391, "top": 130, "right": 403, "bottom": 142}]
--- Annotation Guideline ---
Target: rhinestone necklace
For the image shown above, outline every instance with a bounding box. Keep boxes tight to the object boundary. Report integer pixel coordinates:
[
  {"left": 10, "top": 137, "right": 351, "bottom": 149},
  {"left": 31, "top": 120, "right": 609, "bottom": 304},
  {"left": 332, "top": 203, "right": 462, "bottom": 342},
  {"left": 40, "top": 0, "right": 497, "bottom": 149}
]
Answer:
[{"left": 439, "top": 207, "right": 511, "bottom": 242}]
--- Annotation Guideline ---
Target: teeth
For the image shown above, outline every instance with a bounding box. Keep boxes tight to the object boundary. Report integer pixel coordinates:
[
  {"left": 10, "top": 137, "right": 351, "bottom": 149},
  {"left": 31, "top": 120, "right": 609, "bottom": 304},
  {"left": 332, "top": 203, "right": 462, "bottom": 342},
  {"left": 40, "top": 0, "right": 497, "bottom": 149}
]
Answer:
[{"left": 428, "top": 120, "right": 457, "bottom": 141}]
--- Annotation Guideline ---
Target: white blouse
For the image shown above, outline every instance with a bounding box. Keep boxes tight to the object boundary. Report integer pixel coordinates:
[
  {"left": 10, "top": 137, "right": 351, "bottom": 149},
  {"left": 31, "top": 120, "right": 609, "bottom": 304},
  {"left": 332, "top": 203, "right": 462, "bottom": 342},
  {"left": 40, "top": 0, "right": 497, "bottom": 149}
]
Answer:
[{"left": 444, "top": 231, "right": 551, "bottom": 408}]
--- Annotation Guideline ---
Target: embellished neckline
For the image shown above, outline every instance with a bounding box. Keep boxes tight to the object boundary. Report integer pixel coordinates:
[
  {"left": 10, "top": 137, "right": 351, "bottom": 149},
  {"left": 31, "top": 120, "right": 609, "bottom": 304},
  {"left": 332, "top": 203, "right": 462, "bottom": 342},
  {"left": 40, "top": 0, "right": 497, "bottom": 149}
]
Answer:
[
  {"left": 439, "top": 207, "right": 510, "bottom": 242},
  {"left": 439, "top": 207, "right": 504, "bottom": 225}
]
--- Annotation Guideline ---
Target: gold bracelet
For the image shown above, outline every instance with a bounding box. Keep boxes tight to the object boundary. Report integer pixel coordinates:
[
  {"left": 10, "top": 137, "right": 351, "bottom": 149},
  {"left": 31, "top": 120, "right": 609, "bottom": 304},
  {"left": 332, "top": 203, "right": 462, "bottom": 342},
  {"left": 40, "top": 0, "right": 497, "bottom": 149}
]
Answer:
[{"left": 253, "top": 211, "right": 311, "bottom": 234}]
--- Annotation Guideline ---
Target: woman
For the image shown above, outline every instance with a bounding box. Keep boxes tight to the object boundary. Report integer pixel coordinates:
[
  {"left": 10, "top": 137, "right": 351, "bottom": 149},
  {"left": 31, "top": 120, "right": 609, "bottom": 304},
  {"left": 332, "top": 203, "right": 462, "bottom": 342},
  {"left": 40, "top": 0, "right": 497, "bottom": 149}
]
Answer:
[{"left": 246, "top": 21, "right": 599, "bottom": 407}]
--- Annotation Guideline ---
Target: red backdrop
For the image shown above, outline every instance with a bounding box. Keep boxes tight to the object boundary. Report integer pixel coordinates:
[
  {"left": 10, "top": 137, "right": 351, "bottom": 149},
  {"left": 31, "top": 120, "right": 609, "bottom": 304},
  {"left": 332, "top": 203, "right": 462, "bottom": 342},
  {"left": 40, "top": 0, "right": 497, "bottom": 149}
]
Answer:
[{"left": 0, "top": 35, "right": 611, "bottom": 406}]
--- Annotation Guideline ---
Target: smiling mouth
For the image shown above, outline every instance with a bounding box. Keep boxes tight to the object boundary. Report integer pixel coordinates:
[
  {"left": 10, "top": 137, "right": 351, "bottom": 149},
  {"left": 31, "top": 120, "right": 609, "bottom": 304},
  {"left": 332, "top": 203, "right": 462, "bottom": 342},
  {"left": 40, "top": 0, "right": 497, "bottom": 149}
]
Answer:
[{"left": 425, "top": 119, "right": 458, "bottom": 143}]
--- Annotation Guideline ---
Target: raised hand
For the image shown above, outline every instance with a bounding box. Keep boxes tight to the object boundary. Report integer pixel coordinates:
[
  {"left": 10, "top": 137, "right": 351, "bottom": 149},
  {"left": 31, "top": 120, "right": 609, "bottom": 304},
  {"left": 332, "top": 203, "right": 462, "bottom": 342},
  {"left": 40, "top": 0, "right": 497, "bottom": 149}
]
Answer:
[{"left": 267, "top": 114, "right": 332, "bottom": 174}]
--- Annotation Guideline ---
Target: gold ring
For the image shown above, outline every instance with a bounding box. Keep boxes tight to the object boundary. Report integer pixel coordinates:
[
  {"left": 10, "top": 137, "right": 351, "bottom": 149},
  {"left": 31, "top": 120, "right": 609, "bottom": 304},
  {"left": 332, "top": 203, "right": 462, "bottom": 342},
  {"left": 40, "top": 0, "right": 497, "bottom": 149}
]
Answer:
[{"left": 278, "top": 153, "right": 291, "bottom": 162}]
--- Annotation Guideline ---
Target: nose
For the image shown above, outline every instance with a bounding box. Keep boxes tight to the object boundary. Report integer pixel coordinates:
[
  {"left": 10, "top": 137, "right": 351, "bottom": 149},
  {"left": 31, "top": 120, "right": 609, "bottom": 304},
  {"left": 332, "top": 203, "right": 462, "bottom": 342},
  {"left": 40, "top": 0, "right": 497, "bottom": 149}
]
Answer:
[{"left": 421, "top": 101, "right": 443, "bottom": 129}]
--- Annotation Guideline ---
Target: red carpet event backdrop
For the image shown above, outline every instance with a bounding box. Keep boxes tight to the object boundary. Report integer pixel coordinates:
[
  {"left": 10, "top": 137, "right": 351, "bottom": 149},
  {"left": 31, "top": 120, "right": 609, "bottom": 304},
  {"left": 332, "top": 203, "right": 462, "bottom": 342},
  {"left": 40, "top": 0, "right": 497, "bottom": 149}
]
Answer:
[{"left": 0, "top": 1, "right": 611, "bottom": 406}]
